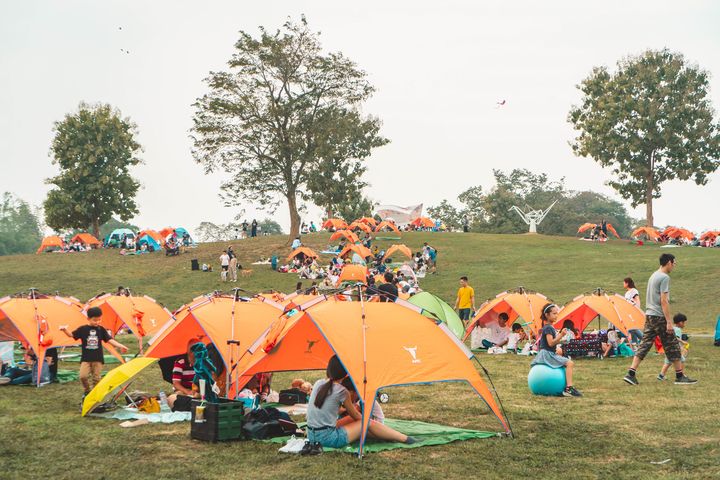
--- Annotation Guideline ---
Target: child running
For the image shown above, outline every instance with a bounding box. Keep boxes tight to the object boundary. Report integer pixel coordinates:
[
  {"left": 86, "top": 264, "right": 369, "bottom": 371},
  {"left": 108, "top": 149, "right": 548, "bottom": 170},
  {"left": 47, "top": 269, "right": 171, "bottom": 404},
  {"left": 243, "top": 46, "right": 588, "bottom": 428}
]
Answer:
[
  {"left": 531, "top": 303, "right": 582, "bottom": 397},
  {"left": 658, "top": 314, "right": 690, "bottom": 381}
]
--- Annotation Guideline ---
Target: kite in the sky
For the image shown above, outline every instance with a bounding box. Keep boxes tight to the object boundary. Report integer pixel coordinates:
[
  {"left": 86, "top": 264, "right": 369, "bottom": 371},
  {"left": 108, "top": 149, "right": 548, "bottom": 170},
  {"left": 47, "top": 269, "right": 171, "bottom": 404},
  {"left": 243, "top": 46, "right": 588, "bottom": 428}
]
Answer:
[{"left": 496, "top": 100, "right": 506, "bottom": 106}]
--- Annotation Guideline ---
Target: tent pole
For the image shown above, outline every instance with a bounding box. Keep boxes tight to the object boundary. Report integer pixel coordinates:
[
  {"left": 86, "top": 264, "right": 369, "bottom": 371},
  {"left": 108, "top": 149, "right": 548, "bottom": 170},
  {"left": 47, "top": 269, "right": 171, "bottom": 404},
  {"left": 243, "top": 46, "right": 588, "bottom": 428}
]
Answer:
[
  {"left": 472, "top": 355, "right": 514, "bottom": 438},
  {"left": 357, "top": 283, "right": 369, "bottom": 457}
]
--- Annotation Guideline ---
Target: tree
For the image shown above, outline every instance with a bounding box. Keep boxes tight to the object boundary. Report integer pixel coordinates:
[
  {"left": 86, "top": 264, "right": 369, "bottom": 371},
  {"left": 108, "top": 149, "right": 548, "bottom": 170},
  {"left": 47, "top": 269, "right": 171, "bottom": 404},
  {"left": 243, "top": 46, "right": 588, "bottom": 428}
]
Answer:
[
  {"left": 44, "top": 103, "right": 142, "bottom": 238},
  {"left": 191, "top": 17, "right": 388, "bottom": 241},
  {"left": 0, "top": 193, "right": 43, "bottom": 256},
  {"left": 426, "top": 200, "right": 461, "bottom": 231},
  {"left": 569, "top": 49, "right": 720, "bottom": 226},
  {"left": 258, "top": 218, "right": 283, "bottom": 235}
]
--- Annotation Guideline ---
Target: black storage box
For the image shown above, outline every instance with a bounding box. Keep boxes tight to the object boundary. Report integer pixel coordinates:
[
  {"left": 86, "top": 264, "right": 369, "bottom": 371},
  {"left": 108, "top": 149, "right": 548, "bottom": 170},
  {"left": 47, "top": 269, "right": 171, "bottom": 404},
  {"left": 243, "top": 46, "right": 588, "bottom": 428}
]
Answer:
[
  {"left": 191, "top": 259, "right": 199, "bottom": 271},
  {"left": 190, "top": 398, "right": 245, "bottom": 442}
]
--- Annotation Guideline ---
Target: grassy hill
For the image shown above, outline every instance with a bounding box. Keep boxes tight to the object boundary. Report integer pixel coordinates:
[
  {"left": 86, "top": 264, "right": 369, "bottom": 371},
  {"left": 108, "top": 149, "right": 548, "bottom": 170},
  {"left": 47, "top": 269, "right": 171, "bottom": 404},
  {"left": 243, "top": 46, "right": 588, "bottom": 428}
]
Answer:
[{"left": 1, "top": 232, "right": 719, "bottom": 479}]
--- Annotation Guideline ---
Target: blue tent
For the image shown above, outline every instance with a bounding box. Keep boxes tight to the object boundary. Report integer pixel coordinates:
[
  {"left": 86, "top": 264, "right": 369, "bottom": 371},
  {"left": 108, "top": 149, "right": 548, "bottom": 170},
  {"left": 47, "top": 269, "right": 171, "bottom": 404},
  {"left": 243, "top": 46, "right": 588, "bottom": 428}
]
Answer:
[
  {"left": 174, "top": 227, "right": 194, "bottom": 245},
  {"left": 105, "top": 228, "right": 136, "bottom": 248},
  {"left": 137, "top": 234, "right": 161, "bottom": 252}
]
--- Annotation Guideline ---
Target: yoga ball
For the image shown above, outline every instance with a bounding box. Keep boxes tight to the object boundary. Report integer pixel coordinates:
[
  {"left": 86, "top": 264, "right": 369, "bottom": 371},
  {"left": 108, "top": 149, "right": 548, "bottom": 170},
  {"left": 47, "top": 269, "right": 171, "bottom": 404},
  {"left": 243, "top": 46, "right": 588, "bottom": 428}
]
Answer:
[{"left": 528, "top": 364, "right": 566, "bottom": 396}]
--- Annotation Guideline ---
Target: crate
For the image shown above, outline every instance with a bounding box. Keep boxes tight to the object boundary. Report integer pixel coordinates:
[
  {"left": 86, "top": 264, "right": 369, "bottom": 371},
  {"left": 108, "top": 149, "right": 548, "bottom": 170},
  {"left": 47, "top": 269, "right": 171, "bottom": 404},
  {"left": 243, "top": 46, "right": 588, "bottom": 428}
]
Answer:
[{"left": 190, "top": 398, "right": 245, "bottom": 442}]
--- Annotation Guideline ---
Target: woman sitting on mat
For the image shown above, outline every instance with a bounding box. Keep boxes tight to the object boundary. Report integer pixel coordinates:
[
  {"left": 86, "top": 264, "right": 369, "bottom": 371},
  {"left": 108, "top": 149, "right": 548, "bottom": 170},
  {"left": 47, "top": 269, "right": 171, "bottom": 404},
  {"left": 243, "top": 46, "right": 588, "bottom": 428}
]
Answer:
[
  {"left": 531, "top": 304, "right": 582, "bottom": 397},
  {"left": 306, "top": 355, "right": 415, "bottom": 448},
  {"left": 167, "top": 340, "right": 200, "bottom": 412}
]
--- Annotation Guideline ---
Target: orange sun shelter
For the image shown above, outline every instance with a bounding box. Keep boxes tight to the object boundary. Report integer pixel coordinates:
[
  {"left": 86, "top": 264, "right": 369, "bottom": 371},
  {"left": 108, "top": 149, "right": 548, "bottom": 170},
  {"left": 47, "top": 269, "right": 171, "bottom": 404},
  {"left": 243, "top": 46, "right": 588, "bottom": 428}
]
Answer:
[
  {"left": 555, "top": 291, "right": 645, "bottom": 335},
  {"left": 86, "top": 293, "right": 173, "bottom": 340},
  {"left": 465, "top": 290, "right": 550, "bottom": 337},
  {"left": 374, "top": 221, "right": 401, "bottom": 234},
  {"left": 233, "top": 297, "right": 511, "bottom": 454},
  {"left": 577, "top": 223, "right": 620, "bottom": 238},
  {"left": 339, "top": 243, "right": 373, "bottom": 260},
  {"left": 631, "top": 226, "right": 660, "bottom": 240},
  {"left": 70, "top": 233, "right": 101, "bottom": 247},
  {"left": 36, "top": 236, "right": 64, "bottom": 254},
  {"left": 0, "top": 294, "right": 88, "bottom": 384},
  {"left": 348, "top": 221, "right": 373, "bottom": 234},
  {"left": 382, "top": 244, "right": 413, "bottom": 261},
  {"left": 336, "top": 265, "right": 369, "bottom": 285},
  {"left": 356, "top": 217, "right": 378, "bottom": 227},
  {"left": 329, "top": 230, "right": 360, "bottom": 244},
  {"left": 137, "top": 230, "right": 165, "bottom": 245},
  {"left": 410, "top": 217, "right": 435, "bottom": 228},
  {"left": 322, "top": 218, "right": 347, "bottom": 231},
  {"left": 287, "top": 247, "right": 319, "bottom": 261}
]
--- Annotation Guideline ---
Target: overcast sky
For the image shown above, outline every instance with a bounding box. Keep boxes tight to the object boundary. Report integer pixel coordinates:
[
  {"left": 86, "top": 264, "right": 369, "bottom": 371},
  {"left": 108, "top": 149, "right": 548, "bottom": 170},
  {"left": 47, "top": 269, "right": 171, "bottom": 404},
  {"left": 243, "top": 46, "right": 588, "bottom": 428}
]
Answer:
[{"left": 1, "top": 1, "right": 719, "bottom": 233}]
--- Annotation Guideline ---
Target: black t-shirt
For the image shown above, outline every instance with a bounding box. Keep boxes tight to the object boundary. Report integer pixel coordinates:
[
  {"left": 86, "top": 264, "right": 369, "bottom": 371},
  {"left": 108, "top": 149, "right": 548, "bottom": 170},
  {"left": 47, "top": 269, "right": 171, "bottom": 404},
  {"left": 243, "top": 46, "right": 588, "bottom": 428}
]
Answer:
[
  {"left": 538, "top": 325, "right": 557, "bottom": 352},
  {"left": 377, "top": 283, "right": 398, "bottom": 302},
  {"left": 72, "top": 324, "right": 112, "bottom": 363}
]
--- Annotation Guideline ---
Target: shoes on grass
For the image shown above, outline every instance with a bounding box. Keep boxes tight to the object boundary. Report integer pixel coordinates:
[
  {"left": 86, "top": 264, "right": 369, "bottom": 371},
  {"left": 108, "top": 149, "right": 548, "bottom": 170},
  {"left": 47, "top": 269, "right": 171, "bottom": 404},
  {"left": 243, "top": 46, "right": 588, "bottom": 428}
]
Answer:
[
  {"left": 562, "top": 386, "right": 582, "bottom": 397},
  {"left": 623, "top": 374, "right": 639, "bottom": 386},
  {"left": 674, "top": 375, "right": 698, "bottom": 385},
  {"left": 300, "top": 441, "right": 323, "bottom": 456},
  {"left": 657, "top": 374, "right": 666, "bottom": 381},
  {"left": 279, "top": 435, "right": 306, "bottom": 453}
]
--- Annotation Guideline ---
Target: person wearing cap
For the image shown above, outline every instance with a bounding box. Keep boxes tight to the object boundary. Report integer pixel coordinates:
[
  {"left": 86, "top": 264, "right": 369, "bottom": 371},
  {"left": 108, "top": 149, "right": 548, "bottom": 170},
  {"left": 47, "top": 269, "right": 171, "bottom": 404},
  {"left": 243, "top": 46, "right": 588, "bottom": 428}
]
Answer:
[{"left": 531, "top": 303, "right": 582, "bottom": 397}]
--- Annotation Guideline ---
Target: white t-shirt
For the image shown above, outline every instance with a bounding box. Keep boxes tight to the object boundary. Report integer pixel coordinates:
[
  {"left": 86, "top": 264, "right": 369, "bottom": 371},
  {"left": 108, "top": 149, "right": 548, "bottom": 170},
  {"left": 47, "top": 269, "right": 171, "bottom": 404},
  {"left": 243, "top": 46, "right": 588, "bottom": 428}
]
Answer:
[
  {"left": 220, "top": 254, "right": 230, "bottom": 266},
  {"left": 486, "top": 321, "right": 510, "bottom": 345},
  {"left": 624, "top": 288, "right": 640, "bottom": 305},
  {"left": 506, "top": 332, "right": 520, "bottom": 350}
]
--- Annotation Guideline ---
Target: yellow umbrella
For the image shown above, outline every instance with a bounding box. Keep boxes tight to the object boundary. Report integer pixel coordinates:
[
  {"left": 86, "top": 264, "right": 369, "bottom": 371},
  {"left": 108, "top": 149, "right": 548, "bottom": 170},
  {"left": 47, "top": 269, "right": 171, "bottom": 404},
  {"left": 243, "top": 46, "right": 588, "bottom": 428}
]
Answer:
[{"left": 81, "top": 357, "right": 159, "bottom": 416}]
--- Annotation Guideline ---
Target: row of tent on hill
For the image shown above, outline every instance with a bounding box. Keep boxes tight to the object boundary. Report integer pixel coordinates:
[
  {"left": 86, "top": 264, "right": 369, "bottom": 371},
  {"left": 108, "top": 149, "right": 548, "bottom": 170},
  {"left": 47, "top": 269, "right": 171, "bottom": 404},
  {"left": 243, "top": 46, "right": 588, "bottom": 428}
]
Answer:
[
  {"left": 0, "top": 283, "right": 650, "bottom": 453},
  {"left": 36, "top": 227, "right": 194, "bottom": 254},
  {"left": 321, "top": 216, "right": 442, "bottom": 233},
  {"left": 578, "top": 222, "right": 720, "bottom": 245}
]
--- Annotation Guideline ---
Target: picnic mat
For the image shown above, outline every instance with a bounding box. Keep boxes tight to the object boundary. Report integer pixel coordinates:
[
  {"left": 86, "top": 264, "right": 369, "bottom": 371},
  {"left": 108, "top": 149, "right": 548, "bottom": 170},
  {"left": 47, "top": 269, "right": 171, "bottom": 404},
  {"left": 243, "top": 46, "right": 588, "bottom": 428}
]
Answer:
[
  {"left": 90, "top": 406, "right": 191, "bottom": 423},
  {"left": 265, "top": 418, "right": 497, "bottom": 453},
  {"left": 55, "top": 369, "right": 80, "bottom": 383}
]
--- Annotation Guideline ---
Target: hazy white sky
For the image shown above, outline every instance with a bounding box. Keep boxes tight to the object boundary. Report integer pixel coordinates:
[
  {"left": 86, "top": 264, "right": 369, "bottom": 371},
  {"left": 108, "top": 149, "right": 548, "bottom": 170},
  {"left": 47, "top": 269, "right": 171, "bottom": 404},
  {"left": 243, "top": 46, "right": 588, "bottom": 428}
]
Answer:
[{"left": 1, "top": 1, "right": 719, "bottom": 233}]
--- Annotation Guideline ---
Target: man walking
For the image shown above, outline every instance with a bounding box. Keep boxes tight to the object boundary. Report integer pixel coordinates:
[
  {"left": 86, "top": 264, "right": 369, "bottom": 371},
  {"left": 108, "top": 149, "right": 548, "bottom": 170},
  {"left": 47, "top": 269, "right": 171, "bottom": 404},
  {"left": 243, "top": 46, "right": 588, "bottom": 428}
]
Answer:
[
  {"left": 623, "top": 253, "right": 697, "bottom": 386},
  {"left": 454, "top": 276, "right": 476, "bottom": 323}
]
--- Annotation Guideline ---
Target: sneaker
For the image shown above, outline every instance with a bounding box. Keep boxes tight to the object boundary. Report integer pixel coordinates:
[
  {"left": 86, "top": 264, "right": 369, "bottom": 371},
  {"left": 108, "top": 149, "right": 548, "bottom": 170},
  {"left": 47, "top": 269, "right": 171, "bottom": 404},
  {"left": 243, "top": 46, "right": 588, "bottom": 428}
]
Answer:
[
  {"left": 674, "top": 375, "right": 698, "bottom": 385},
  {"left": 0, "top": 376, "right": 10, "bottom": 385},
  {"left": 300, "top": 441, "right": 323, "bottom": 456},
  {"left": 562, "top": 386, "right": 583, "bottom": 397},
  {"left": 623, "top": 374, "right": 639, "bottom": 386},
  {"left": 279, "top": 436, "right": 306, "bottom": 453},
  {"left": 657, "top": 374, "right": 666, "bottom": 381}
]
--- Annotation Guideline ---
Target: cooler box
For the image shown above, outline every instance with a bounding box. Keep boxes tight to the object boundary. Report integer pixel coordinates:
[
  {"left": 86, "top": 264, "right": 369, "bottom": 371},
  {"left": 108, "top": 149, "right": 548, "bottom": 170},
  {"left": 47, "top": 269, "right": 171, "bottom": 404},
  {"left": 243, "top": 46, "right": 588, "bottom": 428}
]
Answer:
[{"left": 190, "top": 398, "right": 245, "bottom": 442}]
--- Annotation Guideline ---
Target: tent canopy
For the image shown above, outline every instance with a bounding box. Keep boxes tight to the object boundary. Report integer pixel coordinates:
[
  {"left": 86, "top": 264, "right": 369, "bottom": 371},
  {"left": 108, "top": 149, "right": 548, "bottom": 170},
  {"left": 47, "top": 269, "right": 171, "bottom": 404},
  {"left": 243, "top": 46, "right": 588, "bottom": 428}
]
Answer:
[
  {"left": 36, "top": 236, "right": 64, "bottom": 254},
  {"left": 408, "top": 292, "right": 464, "bottom": 338},
  {"left": 382, "top": 244, "right": 413, "bottom": 261},
  {"left": 555, "top": 291, "right": 645, "bottom": 336},
  {"left": 336, "top": 265, "right": 368, "bottom": 285},
  {"left": 356, "top": 217, "right": 378, "bottom": 227},
  {"left": 375, "top": 221, "right": 401, "bottom": 234},
  {"left": 175, "top": 227, "right": 191, "bottom": 239},
  {"left": 137, "top": 234, "right": 161, "bottom": 251},
  {"left": 106, "top": 229, "right": 135, "bottom": 247},
  {"left": 233, "top": 297, "right": 510, "bottom": 454},
  {"left": 339, "top": 243, "right": 372, "bottom": 259},
  {"left": 664, "top": 227, "right": 694, "bottom": 240},
  {"left": 322, "top": 218, "right": 347, "bottom": 230},
  {"left": 330, "top": 230, "right": 360, "bottom": 244},
  {"left": 137, "top": 230, "right": 164, "bottom": 244},
  {"left": 348, "top": 221, "right": 373, "bottom": 233},
  {"left": 410, "top": 217, "right": 435, "bottom": 228},
  {"left": 70, "top": 233, "right": 101, "bottom": 246},
  {"left": 631, "top": 226, "right": 660, "bottom": 240},
  {"left": 287, "top": 246, "right": 319, "bottom": 261},
  {"left": 86, "top": 294, "right": 172, "bottom": 339},
  {"left": 577, "top": 223, "right": 620, "bottom": 238},
  {"left": 159, "top": 227, "right": 175, "bottom": 238},
  {"left": 465, "top": 289, "right": 549, "bottom": 337}
]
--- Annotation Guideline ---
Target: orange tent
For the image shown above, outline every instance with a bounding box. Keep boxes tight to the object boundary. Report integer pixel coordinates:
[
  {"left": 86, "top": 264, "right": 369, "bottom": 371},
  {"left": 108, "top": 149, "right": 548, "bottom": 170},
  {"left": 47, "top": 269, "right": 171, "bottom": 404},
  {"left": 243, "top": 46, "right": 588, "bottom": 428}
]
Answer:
[
  {"left": 0, "top": 293, "right": 89, "bottom": 384},
  {"left": 375, "top": 221, "right": 401, "bottom": 234},
  {"left": 410, "top": 217, "right": 435, "bottom": 228},
  {"left": 464, "top": 289, "right": 550, "bottom": 336},
  {"left": 577, "top": 223, "right": 620, "bottom": 239},
  {"left": 287, "top": 247, "right": 319, "bottom": 261},
  {"left": 137, "top": 229, "right": 165, "bottom": 245},
  {"left": 70, "top": 233, "right": 101, "bottom": 247},
  {"left": 36, "top": 236, "right": 64, "bottom": 254},
  {"left": 339, "top": 243, "right": 373, "bottom": 260},
  {"left": 700, "top": 230, "right": 720, "bottom": 241},
  {"left": 555, "top": 291, "right": 645, "bottom": 336},
  {"left": 159, "top": 227, "right": 175, "bottom": 238},
  {"left": 85, "top": 293, "right": 172, "bottom": 340},
  {"left": 330, "top": 230, "right": 360, "bottom": 244},
  {"left": 631, "top": 226, "right": 660, "bottom": 240},
  {"left": 356, "top": 217, "right": 378, "bottom": 227},
  {"left": 144, "top": 294, "right": 283, "bottom": 380},
  {"left": 233, "top": 297, "right": 511, "bottom": 454},
  {"left": 348, "top": 221, "right": 373, "bottom": 234},
  {"left": 336, "top": 265, "right": 369, "bottom": 285},
  {"left": 322, "top": 218, "right": 347, "bottom": 231},
  {"left": 664, "top": 227, "right": 694, "bottom": 241},
  {"left": 382, "top": 244, "right": 413, "bottom": 261}
]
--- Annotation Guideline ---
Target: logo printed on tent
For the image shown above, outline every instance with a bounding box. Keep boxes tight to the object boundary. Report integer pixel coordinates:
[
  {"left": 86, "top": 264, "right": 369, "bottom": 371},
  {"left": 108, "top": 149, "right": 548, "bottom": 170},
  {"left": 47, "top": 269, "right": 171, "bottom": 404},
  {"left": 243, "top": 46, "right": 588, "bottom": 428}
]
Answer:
[
  {"left": 305, "top": 339, "right": 318, "bottom": 353},
  {"left": 403, "top": 346, "right": 421, "bottom": 364}
]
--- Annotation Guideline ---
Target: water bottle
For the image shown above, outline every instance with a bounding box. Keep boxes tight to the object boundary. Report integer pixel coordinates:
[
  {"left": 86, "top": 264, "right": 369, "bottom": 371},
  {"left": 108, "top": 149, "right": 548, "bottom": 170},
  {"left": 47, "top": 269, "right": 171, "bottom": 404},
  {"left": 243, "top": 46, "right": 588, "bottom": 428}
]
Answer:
[{"left": 158, "top": 391, "right": 169, "bottom": 411}]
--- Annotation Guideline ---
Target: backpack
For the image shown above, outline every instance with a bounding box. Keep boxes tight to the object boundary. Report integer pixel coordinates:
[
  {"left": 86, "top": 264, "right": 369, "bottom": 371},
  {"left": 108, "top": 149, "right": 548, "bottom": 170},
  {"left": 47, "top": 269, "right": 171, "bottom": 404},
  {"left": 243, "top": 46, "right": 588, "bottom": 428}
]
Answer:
[
  {"left": 242, "top": 407, "right": 297, "bottom": 439},
  {"left": 278, "top": 388, "right": 308, "bottom": 405}
]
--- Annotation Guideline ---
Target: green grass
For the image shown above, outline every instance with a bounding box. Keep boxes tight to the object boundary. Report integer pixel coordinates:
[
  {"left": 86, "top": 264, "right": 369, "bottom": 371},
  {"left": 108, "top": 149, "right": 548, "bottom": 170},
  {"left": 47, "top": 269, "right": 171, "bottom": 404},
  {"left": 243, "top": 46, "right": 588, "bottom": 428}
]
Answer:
[{"left": 1, "top": 233, "right": 719, "bottom": 479}]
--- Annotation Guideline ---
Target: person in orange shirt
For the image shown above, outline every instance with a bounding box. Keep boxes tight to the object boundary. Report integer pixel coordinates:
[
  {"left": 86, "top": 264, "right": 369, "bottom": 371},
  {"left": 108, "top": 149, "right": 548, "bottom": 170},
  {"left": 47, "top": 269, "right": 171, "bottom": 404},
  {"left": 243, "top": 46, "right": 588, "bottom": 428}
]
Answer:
[{"left": 454, "top": 276, "right": 476, "bottom": 322}]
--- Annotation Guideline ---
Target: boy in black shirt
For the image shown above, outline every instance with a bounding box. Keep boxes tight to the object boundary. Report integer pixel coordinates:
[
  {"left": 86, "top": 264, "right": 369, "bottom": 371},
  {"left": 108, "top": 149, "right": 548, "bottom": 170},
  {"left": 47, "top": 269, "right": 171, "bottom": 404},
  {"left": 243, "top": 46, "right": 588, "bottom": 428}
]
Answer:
[{"left": 60, "top": 306, "right": 128, "bottom": 397}]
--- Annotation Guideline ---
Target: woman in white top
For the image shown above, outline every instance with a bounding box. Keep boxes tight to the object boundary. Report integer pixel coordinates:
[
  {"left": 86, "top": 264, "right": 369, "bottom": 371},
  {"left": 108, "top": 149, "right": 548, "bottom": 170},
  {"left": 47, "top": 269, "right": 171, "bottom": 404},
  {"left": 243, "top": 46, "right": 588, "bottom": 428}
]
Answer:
[{"left": 623, "top": 277, "right": 644, "bottom": 344}]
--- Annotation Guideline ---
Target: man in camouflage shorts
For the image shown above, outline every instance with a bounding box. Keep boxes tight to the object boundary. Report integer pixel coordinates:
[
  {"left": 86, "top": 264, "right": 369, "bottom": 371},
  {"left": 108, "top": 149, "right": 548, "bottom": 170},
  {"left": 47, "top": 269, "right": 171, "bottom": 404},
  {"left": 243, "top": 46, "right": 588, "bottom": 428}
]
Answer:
[{"left": 623, "top": 253, "right": 697, "bottom": 386}]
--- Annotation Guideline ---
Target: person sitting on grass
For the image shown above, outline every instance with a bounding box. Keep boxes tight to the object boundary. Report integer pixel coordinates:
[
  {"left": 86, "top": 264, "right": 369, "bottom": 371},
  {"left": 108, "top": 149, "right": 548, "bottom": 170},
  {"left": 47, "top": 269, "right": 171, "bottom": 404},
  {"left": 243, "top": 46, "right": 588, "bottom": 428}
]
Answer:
[
  {"left": 59, "top": 307, "right": 128, "bottom": 404},
  {"left": 557, "top": 320, "right": 578, "bottom": 356},
  {"left": 507, "top": 323, "right": 533, "bottom": 354},
  {"left": 0, "top": 347, "right": 53, "bottom": 386},
  {"left": 481, "top": 312, "right": 511, "bottom": 350},
  {"left": 167, "top": 340, "right": 201, "bottom": 412},
  {"left": 658, "top": 314, "right": 690, "bottom": 381},
  {"left": 531, "top": 303, "right": 582, "bottom": 397},
  {"left": 306, "top": 355, "right": 415, "bottom": 449}
]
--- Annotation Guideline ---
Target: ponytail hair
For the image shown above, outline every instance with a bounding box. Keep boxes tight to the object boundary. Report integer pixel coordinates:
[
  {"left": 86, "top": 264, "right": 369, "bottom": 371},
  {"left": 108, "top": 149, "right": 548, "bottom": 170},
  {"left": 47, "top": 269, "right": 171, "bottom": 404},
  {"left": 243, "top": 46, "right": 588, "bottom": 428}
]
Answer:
[
  {"left": 540, "top": 303, "right": 557, "bottom": 322},
  {"left": 313, "top": 355, "right": 347, "bottom": 409}
]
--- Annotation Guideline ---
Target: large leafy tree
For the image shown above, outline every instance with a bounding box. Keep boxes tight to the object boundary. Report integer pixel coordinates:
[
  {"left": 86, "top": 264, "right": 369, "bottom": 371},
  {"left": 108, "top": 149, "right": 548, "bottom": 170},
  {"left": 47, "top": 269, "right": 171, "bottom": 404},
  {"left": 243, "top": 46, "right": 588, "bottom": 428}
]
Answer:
[
  {"left": 0, "top": 193, "right": 43, "bottom": 256},
  {"left": 569, "top": 49, "right": 720, "bottom": 226},
  {"left": 44, "top": 103, "right": 141, "bottom": 238},
  {"left": 191, "top": 17, "right": 387, "bottom": 240}
]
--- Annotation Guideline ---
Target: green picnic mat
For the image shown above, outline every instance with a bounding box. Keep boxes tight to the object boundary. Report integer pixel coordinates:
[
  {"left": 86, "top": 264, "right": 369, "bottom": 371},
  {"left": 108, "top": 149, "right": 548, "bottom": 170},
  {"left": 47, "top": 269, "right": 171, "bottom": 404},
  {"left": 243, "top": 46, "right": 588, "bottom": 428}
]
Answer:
[
  {"left": 265, "top": 418, "right": 497, "bottom": 453},
  {"left": 55, "top": 369, "right": 80, "bottom": 383},
  {"left": 375, "top": 236, "right": 402, "bottom": 241},
  {"left": 61, "top": 354, "right": 134, "bottom": 364}
]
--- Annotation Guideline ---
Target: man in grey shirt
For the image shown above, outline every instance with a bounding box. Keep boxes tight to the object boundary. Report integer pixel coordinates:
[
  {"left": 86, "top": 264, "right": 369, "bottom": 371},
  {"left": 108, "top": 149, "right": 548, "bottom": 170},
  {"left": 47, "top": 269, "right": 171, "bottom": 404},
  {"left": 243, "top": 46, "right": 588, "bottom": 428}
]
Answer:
[{"left": 624, "top": 253, "right": 697, "bottom": 385}]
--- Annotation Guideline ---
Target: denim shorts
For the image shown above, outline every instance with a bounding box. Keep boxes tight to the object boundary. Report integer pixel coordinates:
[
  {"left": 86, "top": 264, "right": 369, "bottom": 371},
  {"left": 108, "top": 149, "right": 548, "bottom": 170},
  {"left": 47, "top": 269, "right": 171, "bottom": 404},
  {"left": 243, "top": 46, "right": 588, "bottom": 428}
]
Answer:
[{"left": 307, "top": 426, "right": 349, "bottom": 448}]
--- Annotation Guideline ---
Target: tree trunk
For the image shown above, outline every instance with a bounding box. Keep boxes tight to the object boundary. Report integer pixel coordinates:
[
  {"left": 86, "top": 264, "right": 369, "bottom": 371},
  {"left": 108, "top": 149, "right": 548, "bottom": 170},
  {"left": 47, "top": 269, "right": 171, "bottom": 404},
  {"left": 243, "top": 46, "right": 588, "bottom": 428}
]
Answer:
[
  {"left": 92, "top": 217, "right": 100, "bottom": 239},
  {"left": 287, "top": 193, "right": 301, "bottom": 244},
  {"left": 645, "top": 153, "right": 655, "bottom": 227}
]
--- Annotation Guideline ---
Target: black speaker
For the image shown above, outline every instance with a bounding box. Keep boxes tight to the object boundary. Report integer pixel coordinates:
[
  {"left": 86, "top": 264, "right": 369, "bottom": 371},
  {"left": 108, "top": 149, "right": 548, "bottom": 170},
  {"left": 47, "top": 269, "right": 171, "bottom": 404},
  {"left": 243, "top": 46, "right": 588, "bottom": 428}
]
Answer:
[{"left": 191, "top": 259, "right": 199, "bottom": 271}]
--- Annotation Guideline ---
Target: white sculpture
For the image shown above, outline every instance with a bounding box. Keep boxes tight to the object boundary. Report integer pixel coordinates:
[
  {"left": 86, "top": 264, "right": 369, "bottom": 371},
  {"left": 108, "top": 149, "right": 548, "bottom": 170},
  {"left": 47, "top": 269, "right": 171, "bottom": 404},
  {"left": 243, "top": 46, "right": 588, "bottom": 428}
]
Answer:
[{"left": 509, "top": 200, "right": 558, "bottom": 234}]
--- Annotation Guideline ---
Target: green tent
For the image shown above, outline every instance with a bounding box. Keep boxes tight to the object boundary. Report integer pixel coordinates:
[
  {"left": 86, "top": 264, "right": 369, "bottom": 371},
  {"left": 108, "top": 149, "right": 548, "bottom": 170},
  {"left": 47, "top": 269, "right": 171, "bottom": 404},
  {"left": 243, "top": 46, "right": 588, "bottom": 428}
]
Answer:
[{"left": 408, "top": 292, "right": 464, "bottom": 338}]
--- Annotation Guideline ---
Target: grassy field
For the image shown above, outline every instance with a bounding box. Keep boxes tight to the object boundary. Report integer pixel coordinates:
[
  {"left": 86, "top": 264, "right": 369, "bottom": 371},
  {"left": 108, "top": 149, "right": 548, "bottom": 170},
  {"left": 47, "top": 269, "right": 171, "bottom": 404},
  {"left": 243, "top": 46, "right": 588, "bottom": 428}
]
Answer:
[{"left": 1, "top": 232, "right": 719, "bottom": 479}]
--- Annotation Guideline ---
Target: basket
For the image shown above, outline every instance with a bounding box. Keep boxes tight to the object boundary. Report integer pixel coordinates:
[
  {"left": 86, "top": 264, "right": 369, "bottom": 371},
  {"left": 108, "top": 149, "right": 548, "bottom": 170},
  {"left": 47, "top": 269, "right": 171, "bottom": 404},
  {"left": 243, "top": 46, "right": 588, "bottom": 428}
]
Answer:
[{"left": 190, "top": 398, "right": 245, "bottom": 442}]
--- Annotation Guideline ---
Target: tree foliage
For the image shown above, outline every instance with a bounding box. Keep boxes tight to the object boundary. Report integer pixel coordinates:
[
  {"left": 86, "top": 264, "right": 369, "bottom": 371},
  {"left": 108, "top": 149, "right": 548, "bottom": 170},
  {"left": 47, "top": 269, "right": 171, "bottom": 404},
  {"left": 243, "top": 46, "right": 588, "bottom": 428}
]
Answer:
[
  {"left": 98, "top": 218, "right": 139, "bottom": 240},
  {"left": 569, "top": 49, "right": 720, "bottom": 226},
  {"left": 0, "top": 193, "right": 43, "bottom": 256},
  {"left": 258, "top": 218, "right": 283, "bottom": 235},
  {"left": 191, "top": 17, "right": 387, "bottom": 240},
  {"left": 44, "top": 103, "right": 142, "bottom": 238},
  {"left": 428, "top": 169, "right": 635, "bottom": 237}
]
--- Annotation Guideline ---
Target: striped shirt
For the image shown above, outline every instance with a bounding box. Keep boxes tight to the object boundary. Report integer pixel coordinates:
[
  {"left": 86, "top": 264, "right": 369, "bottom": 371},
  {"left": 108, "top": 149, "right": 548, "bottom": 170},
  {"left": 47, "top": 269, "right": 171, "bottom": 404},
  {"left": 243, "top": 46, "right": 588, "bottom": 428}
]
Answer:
[{"left": 172, "top": 358, "right": 195, "bottom": 390}]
